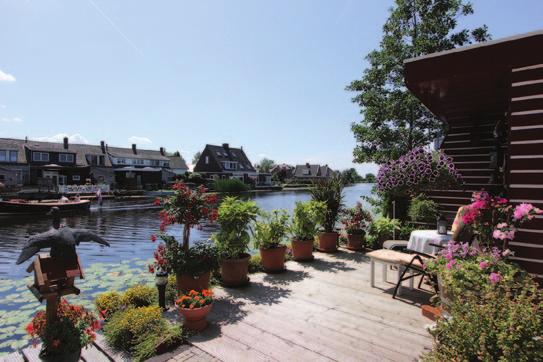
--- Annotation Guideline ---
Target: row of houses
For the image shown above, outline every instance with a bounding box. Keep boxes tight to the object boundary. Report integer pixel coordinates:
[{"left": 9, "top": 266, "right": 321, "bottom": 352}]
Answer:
[
  {"left": 0, "top": 137, "right": 188, "bottom": 191},
  {"left": 0, "top": 138, "right": 337, "bottom": 191}
]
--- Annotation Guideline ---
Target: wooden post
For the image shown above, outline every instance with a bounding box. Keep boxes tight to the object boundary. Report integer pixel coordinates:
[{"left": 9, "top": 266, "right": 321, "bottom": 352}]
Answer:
[{"left": 45, "top": 294, "right": 60, "bottom": 324}]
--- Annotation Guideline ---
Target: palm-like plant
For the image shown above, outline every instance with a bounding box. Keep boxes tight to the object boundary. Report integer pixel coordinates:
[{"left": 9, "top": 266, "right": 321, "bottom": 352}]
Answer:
[{"left": 310, "top": 176, "right": 344, "bottom": 233}]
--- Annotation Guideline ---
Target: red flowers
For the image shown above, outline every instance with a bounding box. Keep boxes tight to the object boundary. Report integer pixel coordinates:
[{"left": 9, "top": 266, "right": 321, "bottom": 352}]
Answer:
[
  {"left": 150, "top": 234, "right": 157, "bottom": 242},
  {"left": 153, "top": 197, "right": 161, "bottom": 206}
]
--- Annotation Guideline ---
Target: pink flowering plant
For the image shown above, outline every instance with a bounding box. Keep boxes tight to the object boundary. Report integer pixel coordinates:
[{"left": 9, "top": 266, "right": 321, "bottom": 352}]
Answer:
[
  {"left": 425, "top": 241, "right": 530, "bottom": 303},
  {"left": 460, "top": 191, "right": 542, "bottom": 249},
  {"left": 376, "top": 148, "right": 463, "bottom": 197}
]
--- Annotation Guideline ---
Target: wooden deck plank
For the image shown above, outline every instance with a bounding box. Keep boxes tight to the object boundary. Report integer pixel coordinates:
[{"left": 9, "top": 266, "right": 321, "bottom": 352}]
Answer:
[
  {"left": 0, "top": 352, "right": 25, "bottom": 362},
  {"left": 81, "top": 344, "right": 112, "bottom": 362},
  {"left": 93, "top": 334, "right": 131, "bottom": 362},
  {"left": 21, "top": 345, "right": 41, "bottom": 362},
  {"left": 185, "top": 250, "right": 432, "bottom": 362}
]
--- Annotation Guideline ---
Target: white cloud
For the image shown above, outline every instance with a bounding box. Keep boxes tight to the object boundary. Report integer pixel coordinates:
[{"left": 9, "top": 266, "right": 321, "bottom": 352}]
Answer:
[
  {"left": 33, "top": 133, "right": 90, "bottom": 144},
  {"left": 128, "top": 136, "right": 152, "bottom": 145},
  {"left": 0, "top": 70, "right": 16, "bottom": 82},
  {"left": 0, "top": 104, "right": 6, "bottom": 109},
  {"left": 0, "top": 117, "right": 23, "bottom": 123}
]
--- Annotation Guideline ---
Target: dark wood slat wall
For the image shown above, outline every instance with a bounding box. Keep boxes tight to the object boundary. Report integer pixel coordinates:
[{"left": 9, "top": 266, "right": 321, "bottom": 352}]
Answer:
[
  {"left": 507, "top": 64, "right": 543, "bottom": 280},
  {"left": 427, "top": 64, "right": 543, "bottom": 281}
]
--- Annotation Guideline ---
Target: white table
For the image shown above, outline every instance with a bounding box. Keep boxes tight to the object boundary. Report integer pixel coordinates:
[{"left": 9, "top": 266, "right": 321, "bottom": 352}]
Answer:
[{"left": 407, "top": 229, "right": 453, "bottom": 255}]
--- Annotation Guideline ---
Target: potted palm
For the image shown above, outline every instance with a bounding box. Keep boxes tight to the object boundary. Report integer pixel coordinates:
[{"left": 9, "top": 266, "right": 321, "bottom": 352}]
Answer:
[
  {"left": 310, "top": 176, "right": 344, "bottom": 252},
  {"left": 150, "top": 182, "right": 219, "bottom": 294},
  {"left": 26, "top": 300, "right": 100, "bottom": 362},
  {"left": 341, "top": 202, "right": 372, "bottom": 251},
  {"left": 290, "top": 201, "right": 326, "bottom": 261},
  {"left": 177, "top": 289, "right": 214, "bottom": 331},
  {"left": 213, "top": 197, "right": 259, "bottom": 287},
  {"left": 253, "top": 209, "right": 289, "bottom": 273}
]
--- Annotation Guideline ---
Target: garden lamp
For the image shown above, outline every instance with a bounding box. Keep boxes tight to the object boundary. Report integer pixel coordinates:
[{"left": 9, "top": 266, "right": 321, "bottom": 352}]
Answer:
[{"left": 155, "top": 270, "right": 168, "bottom": 310}]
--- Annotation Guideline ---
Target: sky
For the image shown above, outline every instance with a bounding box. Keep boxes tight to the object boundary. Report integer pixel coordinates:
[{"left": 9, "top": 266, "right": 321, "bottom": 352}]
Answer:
[{"left": 1, "top": 1, "right": 542, "bottom": 174}]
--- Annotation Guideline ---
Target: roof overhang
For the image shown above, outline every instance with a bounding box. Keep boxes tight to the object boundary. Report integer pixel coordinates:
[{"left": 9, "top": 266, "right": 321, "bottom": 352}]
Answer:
[{"left": 404, "top": 30, "right": 543, "bottom": 125}]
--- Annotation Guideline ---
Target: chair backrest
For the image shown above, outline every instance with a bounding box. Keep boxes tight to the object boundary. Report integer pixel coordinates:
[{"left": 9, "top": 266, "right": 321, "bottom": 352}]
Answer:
[{"left": 451, "top": 206, "right": 474, "bottom": 244}]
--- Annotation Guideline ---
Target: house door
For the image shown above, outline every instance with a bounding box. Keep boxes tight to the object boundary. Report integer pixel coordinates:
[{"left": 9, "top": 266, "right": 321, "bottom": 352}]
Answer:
[{"left": 43, "top": 171, "right": 59, "bottom": 185}]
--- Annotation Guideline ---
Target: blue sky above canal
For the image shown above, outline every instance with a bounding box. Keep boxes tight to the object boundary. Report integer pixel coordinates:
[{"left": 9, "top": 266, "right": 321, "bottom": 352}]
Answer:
[{"left": 1, "top": 1, "right": 542, "bottom": 175}]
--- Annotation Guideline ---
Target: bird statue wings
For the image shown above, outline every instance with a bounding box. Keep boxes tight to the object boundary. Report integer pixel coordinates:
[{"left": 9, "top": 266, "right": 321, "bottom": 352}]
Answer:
[{"left": 16, "top": 227, "right": 110, "bottom": 265}]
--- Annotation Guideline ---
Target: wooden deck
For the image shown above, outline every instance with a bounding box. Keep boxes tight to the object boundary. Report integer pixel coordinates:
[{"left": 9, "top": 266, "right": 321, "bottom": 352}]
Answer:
[
  {"left": 2, "top": 249, "right": 433, "bottom": 362},
  {"left": 189, "top": 249, "right": 433, "bottom": 362}
]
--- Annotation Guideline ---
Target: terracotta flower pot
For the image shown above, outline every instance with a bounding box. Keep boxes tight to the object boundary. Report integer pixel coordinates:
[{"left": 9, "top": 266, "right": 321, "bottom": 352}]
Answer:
[
  {"left": 346, "top": 233, "right": 365, "bottom": 251},
  {"left": 179, "top": 303, "right": 213, "bottom": 331},
  {"left": 176, "top": 271, "right": 211, "bottom": 294},
  {"left": 260, "top": 245, "right": 287, "bottom": 273},
  {"left": 291, "top": 239, "right": 314, "bottom": 261},
  {"left": 317, "top": 232, "right": 338, "bottom": 252},
  {"left": 39, "top": 348, "right": 81, "bottom": 362},
  {"left": 220, "top": 253, "right": 250, "bottom": 287}
]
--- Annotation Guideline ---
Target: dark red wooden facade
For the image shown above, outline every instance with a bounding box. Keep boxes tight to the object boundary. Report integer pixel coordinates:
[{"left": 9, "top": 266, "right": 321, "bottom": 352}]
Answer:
[{"left": 405, "top": 30, "right": 543, "bottom": 281}]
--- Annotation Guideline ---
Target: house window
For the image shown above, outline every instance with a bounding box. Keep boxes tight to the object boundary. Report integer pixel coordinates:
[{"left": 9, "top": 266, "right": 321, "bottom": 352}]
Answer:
[
  {"left": 9, "top": 151, "right": 17, "bottom": 162},
  {"left": 240, "top": 164, "right": 244, "bottom": 169},
  {"left": 163, "top": 162, "right": 169, "bottom": 167},
  {"left": 32, "top": 152, "right": 49, "bottom": 162},
  {"left": 134, "top": 159, "right": 144, "bottom": 165},
  {"left": 59, "top": 153, "right": 74, "bottom": 163},
  {"left": 72, "top": 175, "right": 80, "bottom": 181},
  {"left": 205, "top": 156, "right": 209, "bottom": 164},
  {"left": 0, "top": 151, "right": 5, "bottom": 162},
  {"left": 231, "top": 151, "right": 237, "bottom": 157},
  {"left": 302, "top": 169, "right": 310, "bottom": 175},
  {"left": 99, "top": 156, "right": 105, "bottom": 166}
]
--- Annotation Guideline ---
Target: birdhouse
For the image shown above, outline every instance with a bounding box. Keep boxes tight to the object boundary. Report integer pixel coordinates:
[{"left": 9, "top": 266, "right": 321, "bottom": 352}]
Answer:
[{"left": 26, "top": 253, "right": 84, "bottom": 303}]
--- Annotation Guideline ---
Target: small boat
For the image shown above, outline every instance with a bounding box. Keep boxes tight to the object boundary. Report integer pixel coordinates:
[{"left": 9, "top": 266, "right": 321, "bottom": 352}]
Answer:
[{"left": 0, "top": 199, "right": 91, "bottom": 215}]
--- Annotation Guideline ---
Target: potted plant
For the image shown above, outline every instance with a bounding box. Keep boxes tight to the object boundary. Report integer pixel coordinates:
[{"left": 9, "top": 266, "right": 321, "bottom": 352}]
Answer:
[
  {"left": 177, "top": 289, "right": 214, "bottom": 331},
  {"left": 310, "top": 176, "right": 344, "bottom": 252},
  {"left": 149, "top": 182, "right": 219, "bottom": 294},
  {"left": 212, "top": 196, "right": 260, "bottom": 287},
  {"left": 341, "top": 202, "right": 372, "bottom": 251},
  {"left": 26, "top": 299, "right": 100, "bottom": 362},
  {"left": 290, "top": 201, "right": 326, "bottom": 261},
  {"left": 253, "top": 209, "right": 290, "bottom": 272}
]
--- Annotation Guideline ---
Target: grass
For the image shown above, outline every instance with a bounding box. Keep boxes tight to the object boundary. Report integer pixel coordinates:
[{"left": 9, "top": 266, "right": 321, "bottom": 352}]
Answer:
[{"left": 213, "top": 179, "right": 249, "bottom": 192}]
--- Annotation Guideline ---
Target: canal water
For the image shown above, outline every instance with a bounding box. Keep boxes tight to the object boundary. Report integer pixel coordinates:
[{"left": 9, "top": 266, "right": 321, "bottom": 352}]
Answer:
[{"left": 0, "top": 184, "right": 373, "bottom": 355}]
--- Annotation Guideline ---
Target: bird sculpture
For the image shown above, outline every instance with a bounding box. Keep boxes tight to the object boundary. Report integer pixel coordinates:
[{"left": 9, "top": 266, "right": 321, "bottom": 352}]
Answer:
[{"left": 16, "top": 207, "right": 110, "bottom": 265}]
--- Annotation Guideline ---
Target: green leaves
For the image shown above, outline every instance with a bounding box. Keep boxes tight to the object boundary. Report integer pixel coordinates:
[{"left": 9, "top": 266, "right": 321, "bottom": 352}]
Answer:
[
  {"left": 310, "top": 176, "right": 345, "bottom": 233},
  {"left": 290, "top": 201, "right": 327, "bottom": 241},
  {"left": 348, "top": 0, "right": 491, "bottom": 164},
  {"left": 252, "top": 209, "right": 289, "bottom": 249}
]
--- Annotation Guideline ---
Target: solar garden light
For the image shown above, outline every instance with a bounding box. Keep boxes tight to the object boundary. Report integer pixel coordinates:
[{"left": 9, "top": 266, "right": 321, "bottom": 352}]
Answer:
[{"left": 155, "top": 269, "right": 169, "bottom": 310}]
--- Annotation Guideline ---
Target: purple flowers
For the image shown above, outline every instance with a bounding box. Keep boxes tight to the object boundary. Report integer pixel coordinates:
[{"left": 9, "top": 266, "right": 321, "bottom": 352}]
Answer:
[
  {"left": 479, "top": 261, "right": 489, "bottom": 270},
  {"left": 513, "top": 203, "right": 542, "bottom": 221},
  {"left": 376, "top": 148, "right": 462, "bottom": 194},
  {"left": 489, "top": 272, "right": 502, "bottom": 284}
]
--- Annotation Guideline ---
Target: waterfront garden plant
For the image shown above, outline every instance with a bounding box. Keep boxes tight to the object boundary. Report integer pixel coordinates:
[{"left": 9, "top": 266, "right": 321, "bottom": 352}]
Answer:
[
  {"left": 26, "top": 300, "right": 100, "bottom": 359},
  {"left": 121, "top": 284, "right": 157, "bottom": 308},
  {"left": 407, "top": 194, "right": 438, "bottom": 222},
  {"left": 290, "top": 201, "right": 326, "bottom": 241},
  {"left": 376, "top": 148, "right": 462, "bottom": 197},
  {"left": 310, "top": 175, "right": 344, "bottom": 233},
  {"left": 458, "top": 191, "right": 542, "bottom": 249},
  {"left": 341, "top": 202, "right": 372, "bottom": 235},
  {"left": 424, "top": 237, "right": 543, "bottom": 361},
  {"left": 176, "top": 289, "right": 214, "bottom": 310},
  {"left": 252, "top": 210, "right": 290, "bottom": 250},
  {"left": 94, "top": 291, "right": 124, "bottom": 319},
  {"left": 212, "top": 197, "right": 260, "bottom": 259},
  {"left": 366, "top": 217, "right": 400, "bottom": 249}
]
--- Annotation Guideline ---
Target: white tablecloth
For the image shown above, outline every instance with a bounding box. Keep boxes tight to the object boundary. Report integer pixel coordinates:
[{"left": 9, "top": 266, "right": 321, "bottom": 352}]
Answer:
[{"left": 407, "top": 229, "right": 453, "bottom": 255}]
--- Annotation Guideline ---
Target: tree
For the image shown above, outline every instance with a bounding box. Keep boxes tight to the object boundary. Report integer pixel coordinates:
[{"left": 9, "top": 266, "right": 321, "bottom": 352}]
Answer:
[
  {"left": 347, "top": 0, "right": 490, "bottom": 164},
  {"left": 341, "top": 168, "right": 364, "bottom": 184},
  {"left": 364, "top": 173, "right": 376, "bottom": 183},
  {"left": 192, "top": 151, "right": 202, "bottom": 165},
  {"left": 256, "top": 158, "right": 276, "bottom": 173}
]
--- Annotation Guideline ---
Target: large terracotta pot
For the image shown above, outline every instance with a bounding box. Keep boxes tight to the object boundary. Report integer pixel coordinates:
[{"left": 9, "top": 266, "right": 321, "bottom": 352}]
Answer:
[
  {"left": 291, "top": 239, "right": 314, "bottom": 261},
  {"left": 260, "top": 245, "right": 287, "bottom": 273},
  {"left": 176, "top": 271, "right": 211, "bottom": 294},
  {"left": 39, "top": 348, "right": 81, "bottom": 362},
  {"left": 220, "top": 254, "right": 250, "bottom": 287},
  {"left": 346, "top": 232, "right": 365, "bottom": 251},
  {"left": 317, "top": 232, "right": 338, "bottom": 252},
  {"left": 179, "top": 303, "right": 213, "bottom": 331}
]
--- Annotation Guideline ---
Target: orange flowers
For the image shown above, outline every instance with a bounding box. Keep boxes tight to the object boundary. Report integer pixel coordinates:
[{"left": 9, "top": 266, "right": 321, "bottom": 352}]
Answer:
[{"left": 176, "top": 289, "right": 213, "bottom": 310}]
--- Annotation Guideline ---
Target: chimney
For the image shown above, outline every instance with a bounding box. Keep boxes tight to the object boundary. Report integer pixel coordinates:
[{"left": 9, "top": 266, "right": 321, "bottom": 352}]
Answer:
[
  {"left": 132, "top": 144, "right": 137, "bottom": 154},
  {"left": 100, "top": 141, "right": 106, "bottom": 153},
  {"left": 25, "top": 136, "right": 28, "bottom": 143},
  {"left": 63, "top": 137, "right": 69, "bottom": 149},
  {"left": 160, "top": 147, "right": 165, "bottom": 156},
  {"left": 222, "top": 143, "right": 230, "bottom": 153},
  {"left": 306, "top": 162, "right": 310, "bottom": 167}
]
